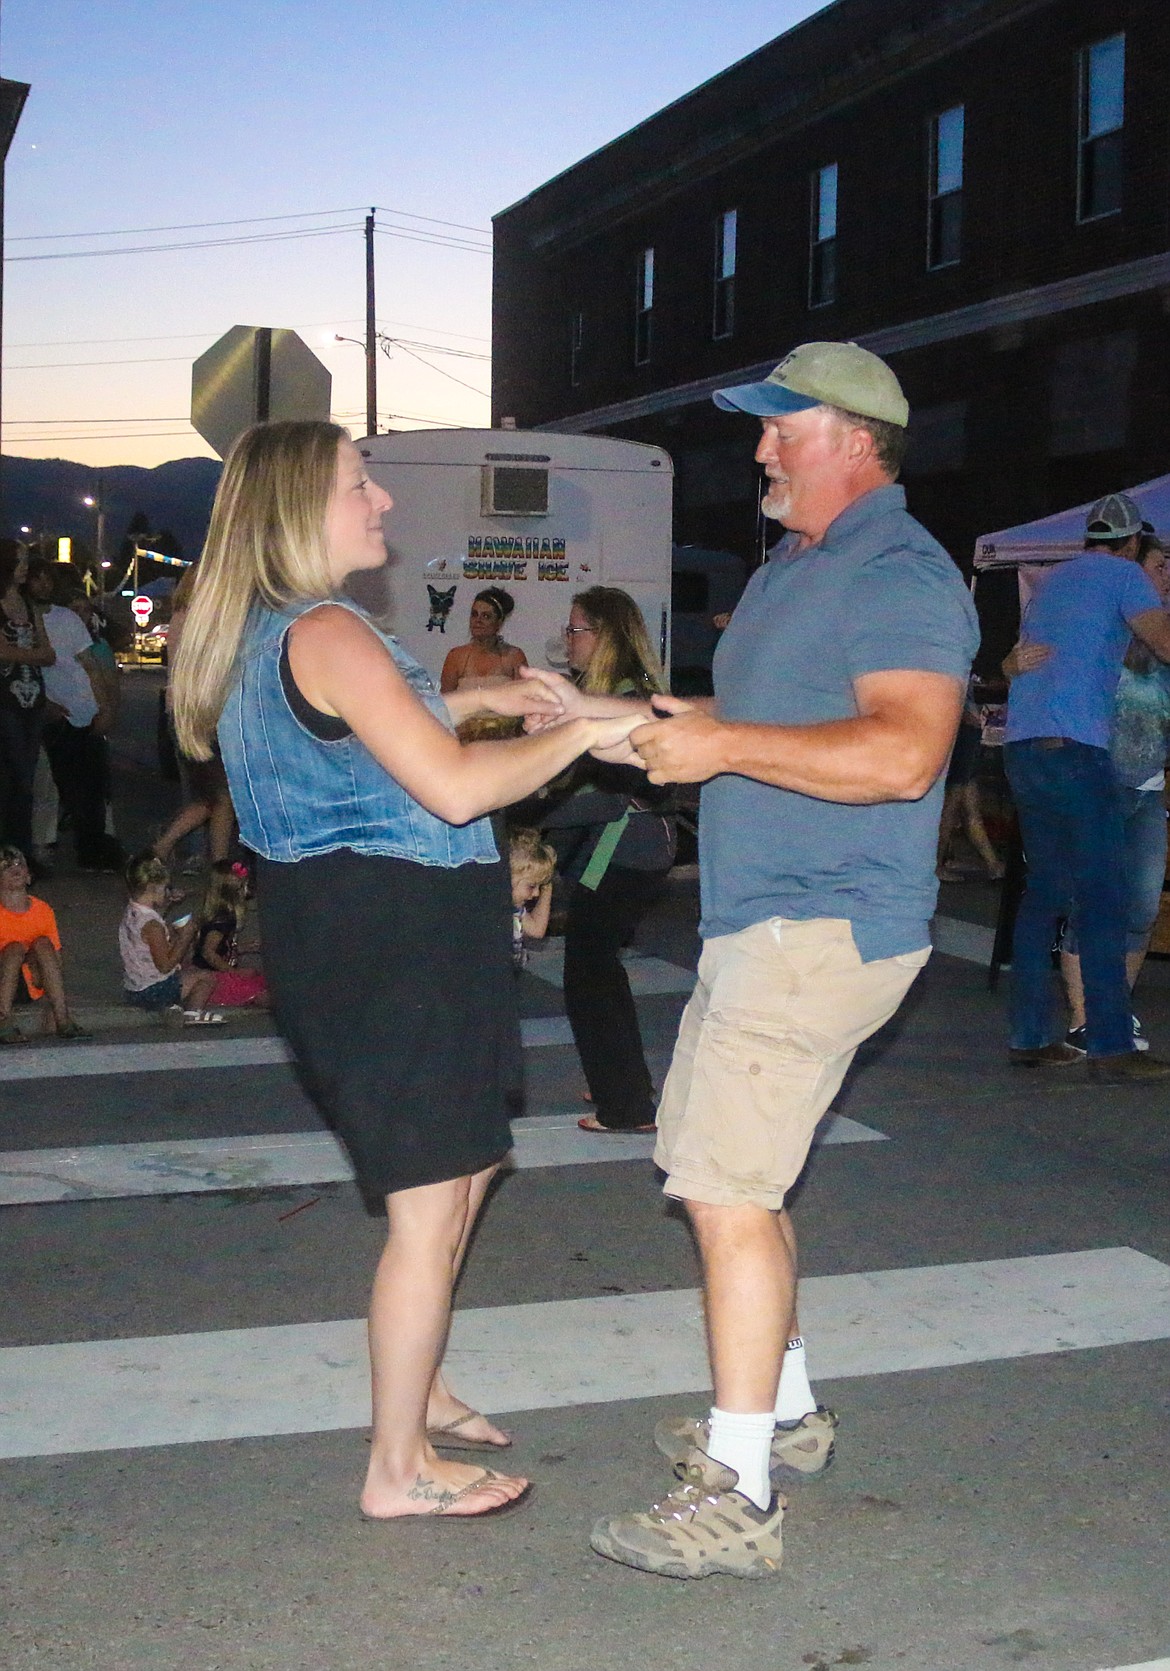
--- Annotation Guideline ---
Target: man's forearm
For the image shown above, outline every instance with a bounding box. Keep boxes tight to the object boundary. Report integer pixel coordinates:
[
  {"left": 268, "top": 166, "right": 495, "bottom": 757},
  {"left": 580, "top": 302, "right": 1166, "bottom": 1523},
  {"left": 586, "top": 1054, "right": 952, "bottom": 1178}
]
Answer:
[{"left": 715, "top": 715, "right": 942, "bottom": 804}]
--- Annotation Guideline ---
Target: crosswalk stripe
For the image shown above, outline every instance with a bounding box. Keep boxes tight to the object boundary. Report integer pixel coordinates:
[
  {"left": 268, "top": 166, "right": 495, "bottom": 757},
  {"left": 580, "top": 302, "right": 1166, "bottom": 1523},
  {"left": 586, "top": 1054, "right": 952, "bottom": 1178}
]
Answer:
[
  {"left": 931, "top": 915, "right": 996, "bottom": 963},
  {"left": 524, "top": 915, "right": 993, "bottom": 993},
  {"left": 0, "top": 1111, "right": 885, "bottom": 1207},
  {"left": 1095, "top": 1663, "right": 1170, "bottom": 1671},
  {"left": 0, "top": 914, "right": 992, "bottom": 1087},
  {"left": 1096, "top": 1662, "right": 1170, "bottom": 1670},
  {"left": 0, "top": 1015, "right": 578, "bottom": 1083},
  {"left": 526, "top": 944, "right": 697, "bottom": 994},
  {"left": 1, "top": 1247, "right": 1165, "bottom": 1460}
]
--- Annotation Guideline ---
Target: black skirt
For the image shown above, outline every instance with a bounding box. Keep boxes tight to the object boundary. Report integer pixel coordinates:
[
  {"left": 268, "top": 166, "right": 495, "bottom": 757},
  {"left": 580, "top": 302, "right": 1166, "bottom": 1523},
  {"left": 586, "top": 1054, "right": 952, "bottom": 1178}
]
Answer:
[{"left": 257, "top": 849, "right": 520, "bottom": 1198}]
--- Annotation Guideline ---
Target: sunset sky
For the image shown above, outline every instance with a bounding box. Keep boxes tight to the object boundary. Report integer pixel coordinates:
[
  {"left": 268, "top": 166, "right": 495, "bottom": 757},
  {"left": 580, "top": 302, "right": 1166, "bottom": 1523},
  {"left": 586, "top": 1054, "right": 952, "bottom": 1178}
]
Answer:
[{"left": 3, "top": 0, "right": 826, "bottom": 469}]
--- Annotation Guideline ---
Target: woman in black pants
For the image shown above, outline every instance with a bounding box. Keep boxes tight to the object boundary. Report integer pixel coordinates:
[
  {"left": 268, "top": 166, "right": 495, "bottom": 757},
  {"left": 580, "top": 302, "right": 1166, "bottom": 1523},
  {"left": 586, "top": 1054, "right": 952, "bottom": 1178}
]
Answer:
[{"left": 543, "top": 587, "right": 676, "bottom": 1132}]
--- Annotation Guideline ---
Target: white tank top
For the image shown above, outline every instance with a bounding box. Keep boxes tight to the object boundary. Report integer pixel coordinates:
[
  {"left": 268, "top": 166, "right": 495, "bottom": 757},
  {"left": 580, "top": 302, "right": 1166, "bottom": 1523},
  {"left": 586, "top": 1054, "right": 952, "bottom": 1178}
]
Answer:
[{"left": 120, "top": 900, "right": 169, "bottom": 990}]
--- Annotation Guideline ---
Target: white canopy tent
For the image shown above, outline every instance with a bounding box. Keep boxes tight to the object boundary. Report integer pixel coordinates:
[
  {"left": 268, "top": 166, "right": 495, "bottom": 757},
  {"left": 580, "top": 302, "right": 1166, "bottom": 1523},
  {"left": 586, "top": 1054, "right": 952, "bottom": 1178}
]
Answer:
[{"left": 973, "top": 471, "right": 1170, "bottom": 570}]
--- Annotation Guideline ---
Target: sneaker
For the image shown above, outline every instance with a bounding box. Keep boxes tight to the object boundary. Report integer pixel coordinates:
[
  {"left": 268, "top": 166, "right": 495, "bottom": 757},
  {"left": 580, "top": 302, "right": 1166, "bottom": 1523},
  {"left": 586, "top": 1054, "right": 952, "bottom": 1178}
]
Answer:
[
  {"left": 590, "top": 1448, "right": 786, "bottom": 1580},
  {"left": 1086, "top": 1051, "right": 1170, "bottom": 1082},
  {"left": 654, "top": 1406, "right": 838, "bottom": 1482},
  {"left": 1064, "top": 1026, "right": 1087, "bottom": 1057},
  {"left": 1132, "top": 1015, "right": 1149, "bottom": 1052}
]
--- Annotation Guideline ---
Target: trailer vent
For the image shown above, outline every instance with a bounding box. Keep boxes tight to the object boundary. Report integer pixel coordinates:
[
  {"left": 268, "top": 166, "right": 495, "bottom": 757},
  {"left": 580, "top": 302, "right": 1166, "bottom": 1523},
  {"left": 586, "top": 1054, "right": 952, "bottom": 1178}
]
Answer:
[{"left": 481, "top": 464, "right": 549, "bottom": 517}]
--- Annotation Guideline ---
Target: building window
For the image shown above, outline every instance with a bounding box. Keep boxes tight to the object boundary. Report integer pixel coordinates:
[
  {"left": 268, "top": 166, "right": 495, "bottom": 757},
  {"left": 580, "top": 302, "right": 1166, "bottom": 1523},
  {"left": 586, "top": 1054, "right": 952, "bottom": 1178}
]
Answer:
[
  {"left": 809, "top": 163, "right": 838, "bottom": 308},
  {"left": 1078, "top": 33, "right": 1125, "bottom": 222},
  {"left": 569, "top": 310, "right": 584, "bottom": 387},
  {"left": 634, "top": 246, "right": 654, "bottom": 365},
  {"left": 927, "top": 105, "right": 964, "bottom": 268},
  {"left": 713, "top": 209, "right": 737, "bottom": 339}
]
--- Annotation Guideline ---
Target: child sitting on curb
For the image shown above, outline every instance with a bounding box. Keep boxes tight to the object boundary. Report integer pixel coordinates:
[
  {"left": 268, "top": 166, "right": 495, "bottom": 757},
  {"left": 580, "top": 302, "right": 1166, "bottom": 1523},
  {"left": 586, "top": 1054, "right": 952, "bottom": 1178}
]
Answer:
[
  {"left": 119, "top": 850, "right": 223, "bottom": 1025},
  {"left": 192, "top": 860, "right": 268, "bottom": 1007},
  {"left": 0, "top": 845, "right": 90, "bottom": 1044},
  {"left": 509, "top": 827, "right": 555, "bottom": 970}
]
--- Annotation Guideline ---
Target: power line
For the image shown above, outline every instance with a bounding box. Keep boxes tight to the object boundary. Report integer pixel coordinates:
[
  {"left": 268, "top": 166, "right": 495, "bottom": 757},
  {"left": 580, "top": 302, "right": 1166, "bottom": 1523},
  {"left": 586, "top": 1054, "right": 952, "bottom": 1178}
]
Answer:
[
  {"left": 390, "top": 337, "right": 491, "bottom": 362},
  {"left": 384, "top": 339, "right": 490, "bottom": 398},
  {"left": 5, "top": 356, "right": 192, "bottom": 370},
  {"left": 2, "top": 416, "right": 190, "bottom": 425},
  {"left": 7, "top": 224, "right": 362, "bottom": 264},
  {"left": 6, "top": 335, "right": 492, "bottom": 373},
  {"left": 10, "top": 221, "right": 490, "bottom": 263},
  {"left": 7, "top": 318, "right": 490, "bottom": 350},
  {"left": 9, "top": 204, "right": 490, "bottom": 243}
]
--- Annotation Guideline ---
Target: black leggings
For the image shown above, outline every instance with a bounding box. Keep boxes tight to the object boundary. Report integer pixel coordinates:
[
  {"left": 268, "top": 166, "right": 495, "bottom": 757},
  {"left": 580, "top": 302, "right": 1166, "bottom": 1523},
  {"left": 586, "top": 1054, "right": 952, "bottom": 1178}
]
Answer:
[{"left": 562, "top": 864, "right": 669, "bottom": 1129}]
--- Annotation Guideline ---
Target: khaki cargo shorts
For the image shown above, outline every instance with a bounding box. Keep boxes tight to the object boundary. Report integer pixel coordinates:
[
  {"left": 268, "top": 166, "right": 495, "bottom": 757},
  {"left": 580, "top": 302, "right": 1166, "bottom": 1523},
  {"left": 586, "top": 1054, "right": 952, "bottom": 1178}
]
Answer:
[{"left": 654, "top": 917, "right": 929, "bottom": 1210}]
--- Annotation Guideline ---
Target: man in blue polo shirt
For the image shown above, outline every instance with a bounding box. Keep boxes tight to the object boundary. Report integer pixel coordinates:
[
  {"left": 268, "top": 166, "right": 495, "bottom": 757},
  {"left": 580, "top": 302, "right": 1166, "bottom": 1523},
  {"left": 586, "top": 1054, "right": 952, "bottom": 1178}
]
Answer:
[
  {"left": 587, "top": 342, "right": 978, "bottom": 1581},
  {"left": 1004, "top": 492, "right": 1170, "bottom": 1078}
]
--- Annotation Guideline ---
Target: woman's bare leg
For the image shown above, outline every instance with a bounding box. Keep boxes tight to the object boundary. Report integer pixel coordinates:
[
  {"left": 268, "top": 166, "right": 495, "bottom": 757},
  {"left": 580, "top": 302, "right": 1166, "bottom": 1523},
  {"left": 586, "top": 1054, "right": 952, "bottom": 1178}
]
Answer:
[
  {"left": 426, "top": 1164, "right": 511, "bottom": 1446},
  {"left": 936, "top": 786, "right": 961, "bottom": 873},
  {"left": 361, "top": 1169, "right": 528, "bottom": 1519},
  {"left": 154, "top": 800, "right": 210, "bottom": 862},
  {"left": 207, "top": 793, "right": 236, "bottom": 865},
  {"left": 960, "top": 782, "right": 1003, "bottom": 877}
]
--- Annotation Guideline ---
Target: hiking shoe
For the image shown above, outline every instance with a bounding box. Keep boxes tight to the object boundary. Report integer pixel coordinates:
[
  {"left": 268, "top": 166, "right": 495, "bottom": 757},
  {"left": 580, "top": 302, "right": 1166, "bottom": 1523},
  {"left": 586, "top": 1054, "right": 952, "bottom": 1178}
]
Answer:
[
  {"left": 1132, "top": 1015, "right": 1150, "bottom": 1052},
  {"left": 1009, "top": 1042, "right": 1082, "bottom": 1067},
  {"left": 1087, "top": 1051, "right": 1170, "bottom": 1083},
  {"left": 590, "top": 1448, "right": 785, "bottom": 1580},
  {"left": 654, "top": 1406, "right": 838, "bottom": 1482},
  {"left": 1064, "top": 1026, "right": 1087, "bottom": 1056}
]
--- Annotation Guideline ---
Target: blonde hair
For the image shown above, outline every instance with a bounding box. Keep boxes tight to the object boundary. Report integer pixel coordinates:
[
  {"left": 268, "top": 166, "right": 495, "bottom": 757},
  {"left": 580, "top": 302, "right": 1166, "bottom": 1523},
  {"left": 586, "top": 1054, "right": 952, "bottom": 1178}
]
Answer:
[
  {"left": 170, "top": 560, "right": 200, "bottom": 613},
  {"left": 125, "top": 849, "right": 170, "bottom": 897},
  {"left": 509, "top": 827, "right": 556, "bottom": 887},
  {"left": 172, "top": 420, "right": 347, "bottom": 758},
  {"left": 572, "top": 586, "right": 666, "bottom": 698},
  {"left": 200, "top": 859, "right": 248, "bottom": 928}
]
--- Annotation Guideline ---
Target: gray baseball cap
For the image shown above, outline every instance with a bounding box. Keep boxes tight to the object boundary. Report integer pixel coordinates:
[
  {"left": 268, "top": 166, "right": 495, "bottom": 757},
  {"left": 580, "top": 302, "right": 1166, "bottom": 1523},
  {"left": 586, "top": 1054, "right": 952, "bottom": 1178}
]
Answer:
[
  {"left": 713, "top": 340, "right": 910, "bottom": 428},
  {"left": 1085, "top": 492, "right": 1144, "bottom": 541}
]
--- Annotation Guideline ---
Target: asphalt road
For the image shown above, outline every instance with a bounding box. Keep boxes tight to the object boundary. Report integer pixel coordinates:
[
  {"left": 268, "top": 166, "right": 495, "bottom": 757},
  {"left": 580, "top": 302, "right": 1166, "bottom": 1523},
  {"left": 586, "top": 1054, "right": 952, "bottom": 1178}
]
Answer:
[{"left": 1, "top": 672, "right": 1169, "bottom": 1671}]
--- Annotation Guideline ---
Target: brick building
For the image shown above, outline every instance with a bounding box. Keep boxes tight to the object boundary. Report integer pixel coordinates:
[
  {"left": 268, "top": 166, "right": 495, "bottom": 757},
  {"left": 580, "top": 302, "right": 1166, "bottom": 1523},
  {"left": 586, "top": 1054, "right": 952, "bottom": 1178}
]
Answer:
[{"left": 491, "top": 0, "right": 1170, "bottom": 658}]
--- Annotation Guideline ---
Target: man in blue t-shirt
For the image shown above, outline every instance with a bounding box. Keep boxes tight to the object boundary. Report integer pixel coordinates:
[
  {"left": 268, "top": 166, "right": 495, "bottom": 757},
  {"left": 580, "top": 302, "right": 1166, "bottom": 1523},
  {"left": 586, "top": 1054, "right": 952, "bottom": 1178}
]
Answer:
[
  {"left": 586, "top": 342, "right": 978, "bottom": 1581},
  {"left": 1003, "top": 491, "right": 1170, "bottom": 1077}
]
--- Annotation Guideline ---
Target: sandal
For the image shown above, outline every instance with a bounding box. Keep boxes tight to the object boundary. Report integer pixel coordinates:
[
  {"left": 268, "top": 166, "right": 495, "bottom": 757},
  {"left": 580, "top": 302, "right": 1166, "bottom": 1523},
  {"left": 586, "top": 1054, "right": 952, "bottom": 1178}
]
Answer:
[
  {"left": 577, "top": 1115, "right": 656, "bottom": 1134},
  {"left": 428, "top": 1408, "right": 512, "bottom": 1452},
  {"left": 0, "top": 1021, "right": 28, "bottom": 1047},
  {"left": 361, "top": 1470, "right": 533, "bottom": 1522},
  {"left": 182, "top": 1010, "right": 226, "bottom": 1026}
]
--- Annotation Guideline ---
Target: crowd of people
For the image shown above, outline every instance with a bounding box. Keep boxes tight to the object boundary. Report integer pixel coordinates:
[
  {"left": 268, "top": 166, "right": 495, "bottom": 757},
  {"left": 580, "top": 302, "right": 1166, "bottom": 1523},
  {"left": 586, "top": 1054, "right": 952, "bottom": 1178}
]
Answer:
[{"left": 2, "top": 336, "right": 1168, "bottom": 1577}]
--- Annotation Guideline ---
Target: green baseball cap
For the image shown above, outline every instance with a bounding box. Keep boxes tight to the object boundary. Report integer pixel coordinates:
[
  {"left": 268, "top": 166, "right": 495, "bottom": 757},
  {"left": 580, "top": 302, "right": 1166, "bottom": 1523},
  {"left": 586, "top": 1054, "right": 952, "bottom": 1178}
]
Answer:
[{"left": 713, "top": 340, "right": 910, "bottom": 428}]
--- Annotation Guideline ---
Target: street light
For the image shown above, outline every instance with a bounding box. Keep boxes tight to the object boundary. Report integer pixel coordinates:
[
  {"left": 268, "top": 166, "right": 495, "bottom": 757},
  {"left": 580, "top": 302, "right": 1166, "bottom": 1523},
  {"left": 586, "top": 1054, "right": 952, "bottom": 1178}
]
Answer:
[
  {"left": 335, "top": 333, "right": 385, "bottom": 436},
  {"left": 81, "top": 479, "right": 106, "bottom": 601}
]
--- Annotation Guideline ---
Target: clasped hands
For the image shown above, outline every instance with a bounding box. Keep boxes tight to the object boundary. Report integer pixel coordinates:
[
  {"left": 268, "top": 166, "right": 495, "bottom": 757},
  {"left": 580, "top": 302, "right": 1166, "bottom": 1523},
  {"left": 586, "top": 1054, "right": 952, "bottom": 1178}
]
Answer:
[{"left": 515, "top": 666, "right": 727, "bottom": 784}]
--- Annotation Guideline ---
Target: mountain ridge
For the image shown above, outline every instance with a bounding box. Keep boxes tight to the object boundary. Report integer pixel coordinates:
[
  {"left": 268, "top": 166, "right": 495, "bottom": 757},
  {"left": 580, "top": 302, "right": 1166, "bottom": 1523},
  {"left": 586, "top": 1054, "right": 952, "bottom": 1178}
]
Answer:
[{"left": 1, "top": 454, "right": 223, "bottom": 561}]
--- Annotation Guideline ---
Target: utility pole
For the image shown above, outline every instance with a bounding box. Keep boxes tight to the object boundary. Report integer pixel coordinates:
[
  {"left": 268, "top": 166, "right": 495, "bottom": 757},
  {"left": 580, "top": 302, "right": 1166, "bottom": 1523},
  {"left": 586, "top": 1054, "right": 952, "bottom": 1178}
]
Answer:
[{"left": 365, "top": 208, "right": 377, "bottom": 438}]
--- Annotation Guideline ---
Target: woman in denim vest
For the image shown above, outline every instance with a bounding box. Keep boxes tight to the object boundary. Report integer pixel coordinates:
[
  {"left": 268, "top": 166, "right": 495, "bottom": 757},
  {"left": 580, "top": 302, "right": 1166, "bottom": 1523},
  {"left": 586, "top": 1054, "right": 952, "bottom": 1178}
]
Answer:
[{"left": 173, "top": 421, "right": 642, "bottom": 1522}]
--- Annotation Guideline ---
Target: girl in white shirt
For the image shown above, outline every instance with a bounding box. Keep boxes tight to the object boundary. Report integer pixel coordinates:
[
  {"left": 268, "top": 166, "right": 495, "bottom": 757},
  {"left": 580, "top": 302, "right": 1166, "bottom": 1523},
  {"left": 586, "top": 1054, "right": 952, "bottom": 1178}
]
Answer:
[{"left": 119, "top": 851, "right": 222, "bottom": 1023}]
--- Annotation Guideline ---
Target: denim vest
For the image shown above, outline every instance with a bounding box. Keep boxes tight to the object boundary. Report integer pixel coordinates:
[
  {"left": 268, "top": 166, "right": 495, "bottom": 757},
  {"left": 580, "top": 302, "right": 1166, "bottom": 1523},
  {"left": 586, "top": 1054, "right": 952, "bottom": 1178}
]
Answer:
[{"left": 218, "top": 596, "right": 498, "bottom": 867}]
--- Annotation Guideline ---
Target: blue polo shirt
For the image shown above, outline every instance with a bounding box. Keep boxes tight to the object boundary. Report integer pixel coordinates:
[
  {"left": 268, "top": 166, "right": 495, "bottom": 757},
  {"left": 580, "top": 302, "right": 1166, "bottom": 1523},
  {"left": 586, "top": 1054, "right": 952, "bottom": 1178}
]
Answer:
[
  {"left": 1004, "top": 553, "right": 1160, "bottom": 750},
  {"left": 699, "top": 484, "right": 979, "bottom": 960}
]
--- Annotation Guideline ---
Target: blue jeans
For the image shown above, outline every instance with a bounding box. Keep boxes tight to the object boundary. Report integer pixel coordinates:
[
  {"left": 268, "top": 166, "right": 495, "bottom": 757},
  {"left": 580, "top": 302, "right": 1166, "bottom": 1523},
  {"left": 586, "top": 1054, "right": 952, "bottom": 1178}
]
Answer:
[
  {"left": 1062, "top": 786, "right": 1168, "bottom": 956},
  {"left": 1004, "top": 739, "right": 1131, "bottom": 1057}
]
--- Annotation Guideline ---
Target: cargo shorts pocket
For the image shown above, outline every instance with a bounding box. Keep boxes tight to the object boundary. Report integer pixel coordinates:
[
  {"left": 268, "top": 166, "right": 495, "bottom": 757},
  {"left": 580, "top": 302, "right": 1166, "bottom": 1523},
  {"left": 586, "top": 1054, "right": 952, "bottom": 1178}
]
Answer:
[{"left": 693, "top": 1011, "right": 831, "bottom": 1193}]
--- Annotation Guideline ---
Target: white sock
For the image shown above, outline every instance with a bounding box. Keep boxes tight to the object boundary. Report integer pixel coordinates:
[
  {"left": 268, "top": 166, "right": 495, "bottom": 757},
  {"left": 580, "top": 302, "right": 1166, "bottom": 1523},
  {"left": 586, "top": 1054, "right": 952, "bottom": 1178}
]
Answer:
[
  {"left": 705, "top": 1407, "right": 775, "bottom": 1510},
  {"left": 775, "top": 1337, "right": 817, "bottom": 1424}
]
